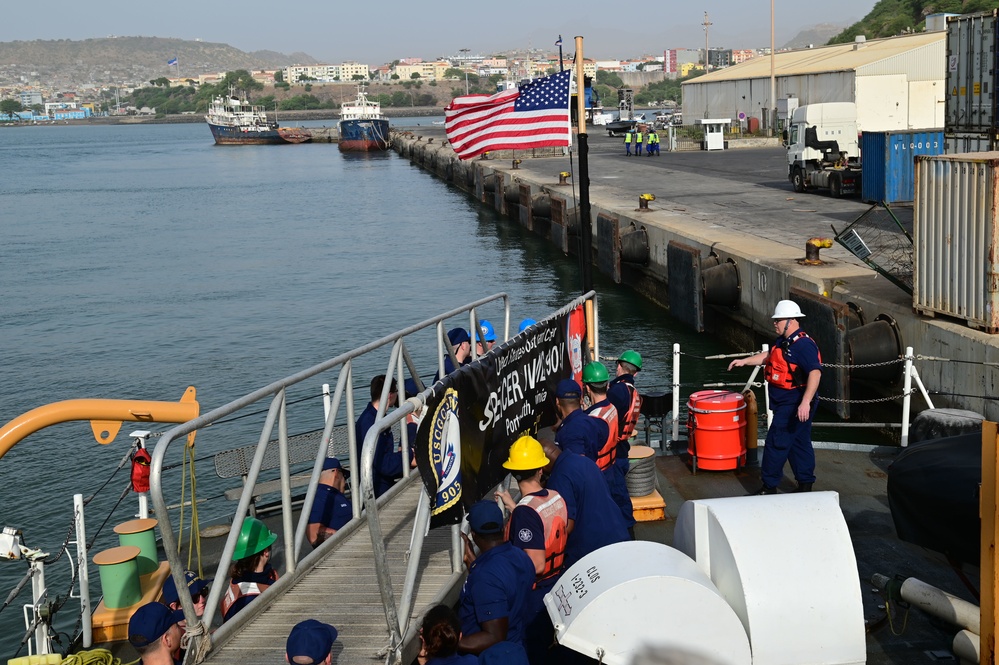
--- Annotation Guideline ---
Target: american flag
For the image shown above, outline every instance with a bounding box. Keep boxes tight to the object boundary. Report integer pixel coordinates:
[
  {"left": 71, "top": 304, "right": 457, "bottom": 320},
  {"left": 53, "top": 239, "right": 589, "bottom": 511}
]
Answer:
[{"left": 445, "top": 70, "right": 572, "bottom": 160}]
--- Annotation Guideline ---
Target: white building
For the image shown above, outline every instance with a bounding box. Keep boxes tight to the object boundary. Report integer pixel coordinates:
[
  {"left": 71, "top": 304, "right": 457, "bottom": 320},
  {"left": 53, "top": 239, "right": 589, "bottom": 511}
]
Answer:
[
  {"left": 286, "top": 64, "right": 341, "bottom": 82},
  {"left": 681, "top": 31, "right": 945, "bottom": 131}
]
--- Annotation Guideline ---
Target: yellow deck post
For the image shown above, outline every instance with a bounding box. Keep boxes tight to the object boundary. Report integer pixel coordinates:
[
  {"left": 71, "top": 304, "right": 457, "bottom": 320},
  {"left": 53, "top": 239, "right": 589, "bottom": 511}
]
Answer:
[{"left": 982, "top": 420, "right": 998, "bottom": 665}]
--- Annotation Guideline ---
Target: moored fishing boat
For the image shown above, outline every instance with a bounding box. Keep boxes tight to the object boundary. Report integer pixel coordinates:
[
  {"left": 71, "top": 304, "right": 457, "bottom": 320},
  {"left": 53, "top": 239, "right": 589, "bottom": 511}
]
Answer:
[
  {"left": 205, "top": 90, "right": 310, "bottom": 145},
  {"left": 337, "top": 86, "right": 390, "bottom": 152}
]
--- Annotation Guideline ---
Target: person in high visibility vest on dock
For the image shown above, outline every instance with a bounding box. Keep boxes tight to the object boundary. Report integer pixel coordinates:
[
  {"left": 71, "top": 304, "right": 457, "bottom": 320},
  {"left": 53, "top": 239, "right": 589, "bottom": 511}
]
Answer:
[{"left": 728, "top": 299, "right": 822, "bottom": 494}]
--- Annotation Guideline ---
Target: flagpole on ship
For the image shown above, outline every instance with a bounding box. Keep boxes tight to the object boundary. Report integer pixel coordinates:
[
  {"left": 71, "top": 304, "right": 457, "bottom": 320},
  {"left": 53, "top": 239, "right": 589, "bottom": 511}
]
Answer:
[{"left": 574, "top": 36, "right": 596, "bottom": 362}]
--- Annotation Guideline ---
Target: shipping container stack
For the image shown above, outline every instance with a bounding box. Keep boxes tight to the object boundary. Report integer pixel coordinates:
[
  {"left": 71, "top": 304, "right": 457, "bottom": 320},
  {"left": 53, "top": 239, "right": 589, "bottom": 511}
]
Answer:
[
  {"left": 944, "top": 10, "right": 999, "bottom": 154},
  {"left": 910, "top": 12, "right": 999, "bottom": 331}
]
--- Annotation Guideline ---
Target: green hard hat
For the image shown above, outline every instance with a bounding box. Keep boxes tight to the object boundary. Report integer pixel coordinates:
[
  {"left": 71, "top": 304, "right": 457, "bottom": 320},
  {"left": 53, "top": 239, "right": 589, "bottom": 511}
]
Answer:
[
  {"left": 232, "top": 516, "right": 277, "bottom": 561},
  {"left": 582, "top": 361, "right": 610, "bottom": 384},
  {"left": 618, "top": 350, "right": 643, "bottom": 370}
]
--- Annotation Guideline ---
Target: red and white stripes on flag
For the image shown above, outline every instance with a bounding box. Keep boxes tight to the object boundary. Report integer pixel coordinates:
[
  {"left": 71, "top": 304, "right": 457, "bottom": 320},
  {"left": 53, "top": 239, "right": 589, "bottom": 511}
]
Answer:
[{"left": 445, "top": 70, "right": 573, "bottom": 160}]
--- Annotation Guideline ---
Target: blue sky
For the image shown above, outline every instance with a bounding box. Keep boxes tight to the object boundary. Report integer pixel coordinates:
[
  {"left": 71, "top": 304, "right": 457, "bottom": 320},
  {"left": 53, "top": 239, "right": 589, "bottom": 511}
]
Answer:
[{"left": 2, "top": 0, "right": 879, "bottom": 63}]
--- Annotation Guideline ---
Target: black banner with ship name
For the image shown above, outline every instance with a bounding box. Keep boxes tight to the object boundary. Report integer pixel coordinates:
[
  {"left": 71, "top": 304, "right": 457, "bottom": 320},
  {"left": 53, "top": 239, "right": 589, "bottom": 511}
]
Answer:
[{"left": 415, "top": 305, "right": 587, "bottom": 529}]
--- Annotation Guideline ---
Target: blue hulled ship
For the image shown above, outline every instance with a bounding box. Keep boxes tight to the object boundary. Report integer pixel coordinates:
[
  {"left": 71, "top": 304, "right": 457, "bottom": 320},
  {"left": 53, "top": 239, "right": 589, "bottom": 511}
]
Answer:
[{"left": 338, "top": 87, "right": 390, "bottom": 152}]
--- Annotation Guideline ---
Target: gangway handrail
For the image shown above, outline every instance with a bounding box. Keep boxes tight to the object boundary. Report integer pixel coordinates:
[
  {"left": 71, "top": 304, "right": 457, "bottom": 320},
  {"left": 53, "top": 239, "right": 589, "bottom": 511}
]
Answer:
[
  {"left": 359, "top": 291, "right": 598, "bottom": 663},
  {"left": 148, "top": 293, "right": 513, "bottom": 663}
]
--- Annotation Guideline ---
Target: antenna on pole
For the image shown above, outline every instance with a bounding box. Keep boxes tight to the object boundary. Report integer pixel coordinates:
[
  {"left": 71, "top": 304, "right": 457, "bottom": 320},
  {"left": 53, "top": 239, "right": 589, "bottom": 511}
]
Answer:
[{"left": 702, "top": 12, "right": 713, "bottom": 72}]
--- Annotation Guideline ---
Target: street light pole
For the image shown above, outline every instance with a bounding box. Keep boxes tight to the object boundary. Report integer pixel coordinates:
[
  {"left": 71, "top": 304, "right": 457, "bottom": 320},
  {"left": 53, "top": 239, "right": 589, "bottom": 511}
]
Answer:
[
  {"left": 703, "top": 12, "right": 712, "bottom": 72},
  {"left": 459, "top": 48, "right": 470, "bottom": 94},
  {"left": 770, "top": 0, "right": 776, "bottom": 136}
]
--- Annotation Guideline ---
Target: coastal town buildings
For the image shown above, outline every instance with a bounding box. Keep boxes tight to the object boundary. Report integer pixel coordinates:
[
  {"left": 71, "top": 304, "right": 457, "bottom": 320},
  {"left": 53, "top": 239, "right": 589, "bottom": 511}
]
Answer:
[{"left": 0, "top": 35, "right": 830, "bottom": 120}]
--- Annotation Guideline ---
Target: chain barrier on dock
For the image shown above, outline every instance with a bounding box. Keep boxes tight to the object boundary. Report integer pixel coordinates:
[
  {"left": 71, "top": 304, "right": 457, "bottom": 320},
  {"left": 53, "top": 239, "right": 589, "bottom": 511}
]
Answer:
[{"left": 661, "top": 343, "right": 963, "bottom": 448}]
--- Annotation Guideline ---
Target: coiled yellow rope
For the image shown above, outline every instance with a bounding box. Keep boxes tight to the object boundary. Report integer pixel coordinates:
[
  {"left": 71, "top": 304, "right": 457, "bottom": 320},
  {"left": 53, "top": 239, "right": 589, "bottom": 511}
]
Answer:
[{"left": 61, "top": 648, "right": 125, "bottom": 665}]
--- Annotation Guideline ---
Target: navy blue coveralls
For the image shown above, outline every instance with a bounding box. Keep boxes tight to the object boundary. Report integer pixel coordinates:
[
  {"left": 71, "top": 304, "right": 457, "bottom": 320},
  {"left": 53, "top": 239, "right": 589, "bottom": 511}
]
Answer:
[{"left": 762, "top": 332, "right": 822, "bottom": 488}]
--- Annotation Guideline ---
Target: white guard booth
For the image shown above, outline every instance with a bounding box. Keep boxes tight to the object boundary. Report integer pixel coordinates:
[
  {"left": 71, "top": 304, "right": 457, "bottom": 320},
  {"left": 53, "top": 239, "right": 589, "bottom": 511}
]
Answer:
[
  {"left": 697, "top": 118, "right": 730, "bottom": 150},
  {"left": 543, "top": 541, "right": 751, "bottom": 665},
  {"left": 674, "top": 492, "right": 866, "bottom": 665}
]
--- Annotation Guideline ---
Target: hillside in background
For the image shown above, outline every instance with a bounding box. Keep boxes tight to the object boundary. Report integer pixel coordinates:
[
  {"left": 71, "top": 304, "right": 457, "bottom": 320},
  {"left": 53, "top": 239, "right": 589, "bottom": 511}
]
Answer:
[
  {"left": 783, "top": 23, "right": 849, "bottom": 49},
  {"left": 829, "top": 0, "right": 995, "bottom": 43},
  {"left": 0, "top": 37, "right": 316, "bottom": 87}
]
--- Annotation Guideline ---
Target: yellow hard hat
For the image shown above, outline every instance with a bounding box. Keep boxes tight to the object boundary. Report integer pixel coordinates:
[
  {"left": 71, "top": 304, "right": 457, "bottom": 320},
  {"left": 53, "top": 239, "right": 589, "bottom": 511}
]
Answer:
[{"left": 503, "top": 435, "right": 550, "bottom": 471}]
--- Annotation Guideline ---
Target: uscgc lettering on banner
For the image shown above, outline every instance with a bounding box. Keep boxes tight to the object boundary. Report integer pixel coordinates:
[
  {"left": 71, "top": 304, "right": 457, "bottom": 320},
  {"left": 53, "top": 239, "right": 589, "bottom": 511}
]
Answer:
[{"left": 430, "top": 388, "right": 462, "bottom": 516}]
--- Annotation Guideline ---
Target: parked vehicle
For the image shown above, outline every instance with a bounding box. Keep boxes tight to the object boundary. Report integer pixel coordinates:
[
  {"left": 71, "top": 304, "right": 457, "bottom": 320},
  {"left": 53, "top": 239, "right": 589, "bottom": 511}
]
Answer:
[{"left": 785, "top": 102, "right": 861, "bottom": 198}]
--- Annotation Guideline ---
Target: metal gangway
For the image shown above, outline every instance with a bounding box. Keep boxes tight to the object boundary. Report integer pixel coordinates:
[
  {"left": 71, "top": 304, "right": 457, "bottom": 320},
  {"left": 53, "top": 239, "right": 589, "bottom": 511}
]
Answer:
[{"left": 149, "top": 293, "right": 596, "bottom": 665}]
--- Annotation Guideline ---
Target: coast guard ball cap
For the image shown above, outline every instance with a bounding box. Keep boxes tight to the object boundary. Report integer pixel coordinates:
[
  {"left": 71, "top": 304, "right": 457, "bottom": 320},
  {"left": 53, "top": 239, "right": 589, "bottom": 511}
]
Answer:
[
  {"left": 286, "top": 619, "right": 338, "bottom": 665},
  {"left": 322, "top": 457, "right": 344, "bottom": 472},
  {"left": 468, "top": 500, "right": 504, "bottom": 535},
  {"left": 161, "top": 570, "right": 209, "bottom": 605},
  {"left": 128, "top": 602, "right": 185, "bottom": 648},
  {"left": 447, "top": 328, "right": 470, "bottom": 345},
  {"left": 556, "top": 379, "right": 582, "bottom": 399}
]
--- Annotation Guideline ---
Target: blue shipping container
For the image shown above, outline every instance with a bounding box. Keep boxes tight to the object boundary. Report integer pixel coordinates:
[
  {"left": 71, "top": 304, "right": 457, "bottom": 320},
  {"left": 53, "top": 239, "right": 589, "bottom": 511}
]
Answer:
[{"left": 861, "top": 130, "right": 945, "bottom": 204}]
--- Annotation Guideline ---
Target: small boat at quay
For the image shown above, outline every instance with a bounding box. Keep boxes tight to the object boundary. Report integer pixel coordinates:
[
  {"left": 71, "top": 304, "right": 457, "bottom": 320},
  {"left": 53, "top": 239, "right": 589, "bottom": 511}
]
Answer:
[
  {"left": 337, "top": 86, "right": 390, "bottom": 152},
  {"left": 205, "top": 89, "right": 310, "bottom": 145}
]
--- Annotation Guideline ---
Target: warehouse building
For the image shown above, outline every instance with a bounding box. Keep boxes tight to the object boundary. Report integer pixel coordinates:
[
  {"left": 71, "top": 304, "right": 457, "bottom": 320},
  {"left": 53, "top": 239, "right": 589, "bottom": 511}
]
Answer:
[{"left": 681, "top": 31, "right": 945, "bottom": 132}]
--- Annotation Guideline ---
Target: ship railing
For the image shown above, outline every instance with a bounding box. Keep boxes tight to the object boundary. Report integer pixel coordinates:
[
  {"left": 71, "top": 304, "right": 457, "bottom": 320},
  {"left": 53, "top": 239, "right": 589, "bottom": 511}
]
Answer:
[
  {"left": 148, "top": 293, "right": 514, "bottom": 663},
  {"left": 668, "top": 343, "right": 936, "bottom": 448},
  {"left": 359, "top": 290, "right": 598, "bottom": 664}
]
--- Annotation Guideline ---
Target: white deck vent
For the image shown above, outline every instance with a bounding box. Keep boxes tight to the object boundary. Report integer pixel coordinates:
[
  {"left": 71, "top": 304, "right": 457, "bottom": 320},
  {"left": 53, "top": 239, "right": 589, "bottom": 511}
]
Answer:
[
  {"left": 674, "top": 491, "right": 866, "bottom": 665},
  {"left": 543, "top": 541, "right": 751, "bottom": 665}
]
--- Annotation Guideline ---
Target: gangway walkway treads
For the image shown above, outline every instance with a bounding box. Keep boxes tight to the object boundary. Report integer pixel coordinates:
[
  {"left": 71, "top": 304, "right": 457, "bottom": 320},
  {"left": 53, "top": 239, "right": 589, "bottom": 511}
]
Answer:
[{"left": 203, "top": 478, "right": 460, "bottom": 664}]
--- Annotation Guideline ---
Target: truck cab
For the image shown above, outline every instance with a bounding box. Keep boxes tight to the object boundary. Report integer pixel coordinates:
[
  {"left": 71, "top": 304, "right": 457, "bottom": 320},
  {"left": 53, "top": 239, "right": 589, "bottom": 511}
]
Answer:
[{"left": 786, "top": 102, "right": 861, "bottom": 197}]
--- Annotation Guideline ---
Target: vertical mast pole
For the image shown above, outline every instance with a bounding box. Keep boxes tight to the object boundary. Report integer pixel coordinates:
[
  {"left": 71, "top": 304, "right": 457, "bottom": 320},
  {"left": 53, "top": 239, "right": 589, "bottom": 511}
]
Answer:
[{"left": 575, "top": 36, "right": 596, "bottom": 361}]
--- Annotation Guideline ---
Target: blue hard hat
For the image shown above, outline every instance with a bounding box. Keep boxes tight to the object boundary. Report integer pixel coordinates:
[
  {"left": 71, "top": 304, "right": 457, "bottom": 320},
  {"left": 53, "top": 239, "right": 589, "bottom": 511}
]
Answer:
[
  {"left": 476, "top": 320, "right": 496, "bottom": 343},
  {"left": 518, "top": 318, "right": 537, "bottom": 333}
]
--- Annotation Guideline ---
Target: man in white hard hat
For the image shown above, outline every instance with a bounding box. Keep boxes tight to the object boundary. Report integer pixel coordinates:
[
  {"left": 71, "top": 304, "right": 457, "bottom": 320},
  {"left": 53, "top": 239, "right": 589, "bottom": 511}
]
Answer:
[{"left": 728, "top": 299, "right": 822, "bottom": 494}]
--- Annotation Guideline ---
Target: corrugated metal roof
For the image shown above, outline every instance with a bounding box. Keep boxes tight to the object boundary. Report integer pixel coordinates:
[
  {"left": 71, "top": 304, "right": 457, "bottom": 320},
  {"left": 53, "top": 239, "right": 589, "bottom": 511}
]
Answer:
[
  {"left": 685, "top": 32, "right": 945, "bottom": 84},
  {"left": 856, "top": 39, "right": 945, "bottom": 81}
]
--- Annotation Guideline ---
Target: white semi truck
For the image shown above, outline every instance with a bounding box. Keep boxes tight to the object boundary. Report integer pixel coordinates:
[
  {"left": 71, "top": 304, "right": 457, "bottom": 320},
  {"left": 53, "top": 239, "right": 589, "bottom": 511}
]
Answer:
[{"left": 785, "top": 102, "right": 862, "bottom": 198}]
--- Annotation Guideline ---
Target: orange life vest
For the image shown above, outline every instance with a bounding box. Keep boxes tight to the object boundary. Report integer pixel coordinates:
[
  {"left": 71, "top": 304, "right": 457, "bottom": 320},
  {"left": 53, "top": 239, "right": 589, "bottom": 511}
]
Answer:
[
  {"left": 765, "top": 330, "right": 821, "bottom": 390},
  {"left": 507, "top": 490, "right": 568, "bottom": 582},
  {"left": 588, "top": 403, "right": 619, "bottom": 471},
  {"left": 221, "top": 568, "right": 277, "bottom": 620},
  {"left": 618, "top": 383, "right": 642, "bottom": 442}
]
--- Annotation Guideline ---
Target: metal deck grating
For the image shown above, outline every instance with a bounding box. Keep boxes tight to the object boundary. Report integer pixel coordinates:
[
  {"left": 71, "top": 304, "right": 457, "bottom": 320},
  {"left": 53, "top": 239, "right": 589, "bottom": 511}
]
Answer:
[{"left": 203, "top": 479, "right": 461, "bottom": 665}]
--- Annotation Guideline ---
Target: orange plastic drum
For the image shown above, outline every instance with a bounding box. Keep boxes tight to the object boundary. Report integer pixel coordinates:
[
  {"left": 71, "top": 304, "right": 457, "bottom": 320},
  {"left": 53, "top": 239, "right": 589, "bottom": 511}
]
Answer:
[{"left": 686, "top": 390, "right": 747, "bottom": 471}]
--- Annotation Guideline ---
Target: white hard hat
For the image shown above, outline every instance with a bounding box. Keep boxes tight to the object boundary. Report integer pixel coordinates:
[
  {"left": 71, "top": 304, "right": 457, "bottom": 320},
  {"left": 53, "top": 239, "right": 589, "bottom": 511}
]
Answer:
[{"left": 772, "top": 299, "right": 805, "bottom": 319}]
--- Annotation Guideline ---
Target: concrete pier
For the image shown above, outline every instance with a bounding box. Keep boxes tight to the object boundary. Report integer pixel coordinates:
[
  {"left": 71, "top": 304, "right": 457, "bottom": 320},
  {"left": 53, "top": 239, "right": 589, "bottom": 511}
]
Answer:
[{"left": 392, "top": 127, "right": 999, "bottom": 422}]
